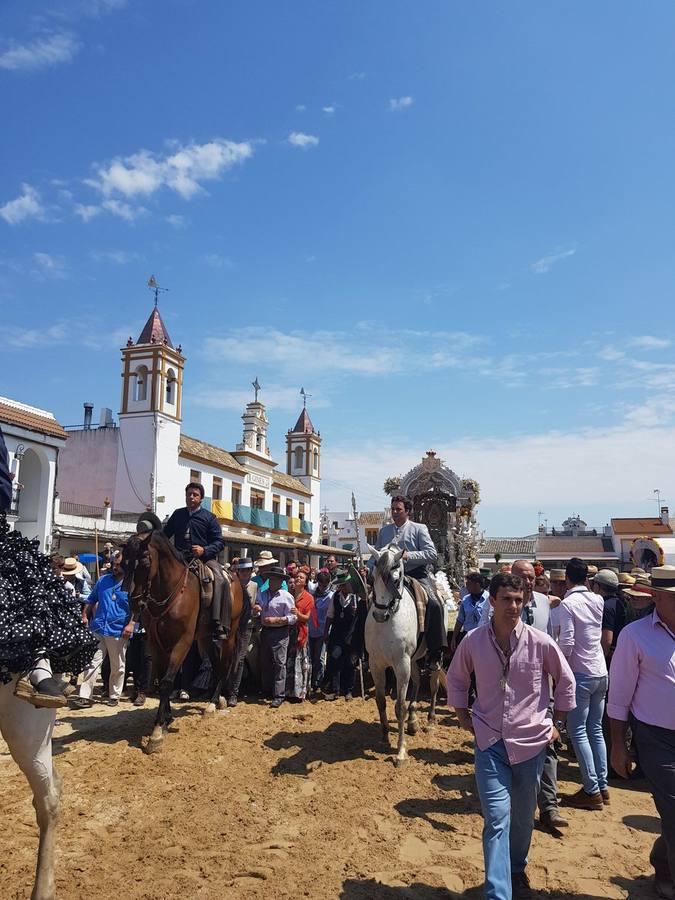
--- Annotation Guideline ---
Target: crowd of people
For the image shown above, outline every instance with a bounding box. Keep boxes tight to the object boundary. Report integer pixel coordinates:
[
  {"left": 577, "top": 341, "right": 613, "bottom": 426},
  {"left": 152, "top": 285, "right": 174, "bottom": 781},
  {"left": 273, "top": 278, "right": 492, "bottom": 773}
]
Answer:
[
  {"left": 1, "top": 435, "right": 672, "bottom": 900},
  {"left": 448, "top": 557, "right": 675, "bottom": 900}
]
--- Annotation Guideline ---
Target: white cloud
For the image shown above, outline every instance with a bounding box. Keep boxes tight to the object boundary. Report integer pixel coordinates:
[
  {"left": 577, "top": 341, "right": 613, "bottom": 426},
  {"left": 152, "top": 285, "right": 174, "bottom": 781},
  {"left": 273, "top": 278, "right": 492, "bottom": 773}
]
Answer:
[
  {"left": 322, "top": 105, "right": 335, "bottom": 115},
  {"left": 0, "top": 184, "right": 45, "bottom": 225},
  {"left": 203, "top": 325, "right": 484, "bottom": 378},
  {"left": 288, "top": 132, "right": 319, "bottom": 149},
  {"left": 165, "top": 213, "right": 186, "bottom": 228},
  {"left": 320, "top": 424, "right": 675, "bottom": 527},
  {"left": 630, "top": 335, "right": 671, "bottom": 350},
  {"left": 5, "top": 322, "right": 70, "bottom": 348},
  {"left": 74, "top": 203, "right": 101, "bottom": 222},
  {"left": 101, "top": 199, "right": 146, "bottom": 221},
  {"left": 32, "top": 252, "right": 66, "bottom": 278},
  {"left": 86, "top": 138, "right": 255, "bottom": 200},
  {"left": 389, "top": 96, "right": 414, "bottom": 111},
  {"left": 295, "top": 104, "right": 307, "bottom": 112},
  {"left": 0, "top": 32, "right": 80, "bottom": 72},
  {"left": 193, "top": 385, "right": 329, "bottom": 413},
  {"left": 530, "top": 248, "right": 576, "bottom": 274},
  {"left": 90, "top": 249, "right": 139, "bottom": 264}
]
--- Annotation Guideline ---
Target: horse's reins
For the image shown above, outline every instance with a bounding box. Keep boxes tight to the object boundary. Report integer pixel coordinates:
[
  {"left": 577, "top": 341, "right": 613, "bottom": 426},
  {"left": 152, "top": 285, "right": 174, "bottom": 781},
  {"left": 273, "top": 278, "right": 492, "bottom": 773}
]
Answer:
[{"left": 129, "top": 534, "right": 192, "bottom": 654}]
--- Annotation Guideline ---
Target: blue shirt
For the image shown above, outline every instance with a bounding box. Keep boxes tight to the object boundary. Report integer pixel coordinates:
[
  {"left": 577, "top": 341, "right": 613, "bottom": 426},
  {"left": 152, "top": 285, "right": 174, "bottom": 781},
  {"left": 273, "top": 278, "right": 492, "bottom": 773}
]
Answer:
[
  {"left": 309, "top": 590, "right": 334, "bottom": 638},
  {"left": 457, "top": 593, "right": 488, "bottom": 632},
  {"left": 87, "top": 573, "right": 131, "bottom": 638},
  {"left": 252, "top": 574, "right": 288, "bottom": 592}
]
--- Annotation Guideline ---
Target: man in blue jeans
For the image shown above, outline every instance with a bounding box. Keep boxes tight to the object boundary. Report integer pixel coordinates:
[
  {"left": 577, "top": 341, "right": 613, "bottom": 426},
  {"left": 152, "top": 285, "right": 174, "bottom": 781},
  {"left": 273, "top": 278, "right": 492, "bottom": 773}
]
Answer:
[
  {"left": 559, "top": 557, "right": 609, "bottom": 810},
  {"left": 448, "top": 573, "right": 575, "bottom": 899}
]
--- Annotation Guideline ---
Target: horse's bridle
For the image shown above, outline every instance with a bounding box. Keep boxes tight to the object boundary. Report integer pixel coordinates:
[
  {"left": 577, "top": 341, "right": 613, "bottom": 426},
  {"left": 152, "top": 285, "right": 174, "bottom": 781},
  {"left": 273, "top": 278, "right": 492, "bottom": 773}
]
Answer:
[
  {"left": 372, "top": 553, "right": 404, "bottom": 623},
  {"left": 128, "top": 532, "right": 189, "bottom": 612}
]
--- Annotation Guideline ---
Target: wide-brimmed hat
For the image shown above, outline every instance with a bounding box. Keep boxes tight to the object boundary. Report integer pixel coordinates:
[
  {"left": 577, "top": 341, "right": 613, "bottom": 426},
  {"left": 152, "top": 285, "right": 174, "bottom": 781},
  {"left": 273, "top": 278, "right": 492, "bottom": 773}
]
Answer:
[
  {"left": 254, "top": 551, "right": 278, "bottom": 566},
  {"left": 549, "top": 569, "right": 566, "bottom": 582},
  {"left": 61, "top": 557, "right": 83, "bottom": 576},
  {"left": 645, "top": 565, "right": 675, "bottom": 594},
  {"left": 586, "top": 565, "right": 599, "bottom": 576},
  {"left": 265, "top": 566, "right": 285, "bottom": 579},
  {"left": 631, "top": 567, "right": 647, "bottom": 576},
  {"left": 634, "top": 574, "right": 651, "bottom": 586},
  {"left": 593, "top": 569, "right": 619, "bottom": 589},
  {"left": 618, "top": 573, "right": 636, "bottom": 585},
  {"left": 332, "top": 570, "right": 353, "bottom": 586},
  {"left": 237, "top": 558, "right": 254, "bottom": 570}
]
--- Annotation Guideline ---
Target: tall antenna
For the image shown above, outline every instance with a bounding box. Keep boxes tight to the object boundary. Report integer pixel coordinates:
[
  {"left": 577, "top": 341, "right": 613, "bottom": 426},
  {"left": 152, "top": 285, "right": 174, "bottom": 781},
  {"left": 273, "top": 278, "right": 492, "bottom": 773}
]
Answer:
[{"left": 147, "top": 275, "right": 169, "bottom": 307}]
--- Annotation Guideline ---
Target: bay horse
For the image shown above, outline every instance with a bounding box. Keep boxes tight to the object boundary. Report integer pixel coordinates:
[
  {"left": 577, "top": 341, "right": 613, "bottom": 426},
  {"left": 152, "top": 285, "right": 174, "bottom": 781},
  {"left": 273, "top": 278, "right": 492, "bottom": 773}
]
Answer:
[
  {"left": 122, "top": 520, "right": 242, "bottom": 753},
  {"left": 365, "top": 543, "right": 445, "bottom": 767},
  {"left": 0, "top": 678, "right": 60, "bottom": 899}
]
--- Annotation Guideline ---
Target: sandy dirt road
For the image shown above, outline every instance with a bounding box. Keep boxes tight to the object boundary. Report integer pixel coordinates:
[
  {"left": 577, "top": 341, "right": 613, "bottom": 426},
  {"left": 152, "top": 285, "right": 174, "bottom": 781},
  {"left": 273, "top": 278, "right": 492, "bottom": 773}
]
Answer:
[{"left": 0, "top": 692, "right": 660, "bottom": 900}]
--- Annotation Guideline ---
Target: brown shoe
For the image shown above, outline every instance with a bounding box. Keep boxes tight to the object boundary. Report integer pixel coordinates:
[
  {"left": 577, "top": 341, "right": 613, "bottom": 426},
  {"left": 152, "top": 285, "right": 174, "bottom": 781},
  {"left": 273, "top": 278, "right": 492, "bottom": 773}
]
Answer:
[
  {"left": 133, "top": 693, "right": 146, "bottom": 707},
  {"left": 561, "top": 788, "right": 604, "bottom": 810},
  {"left": 600, "top": 788, "right": 610, "bottom": 805}
]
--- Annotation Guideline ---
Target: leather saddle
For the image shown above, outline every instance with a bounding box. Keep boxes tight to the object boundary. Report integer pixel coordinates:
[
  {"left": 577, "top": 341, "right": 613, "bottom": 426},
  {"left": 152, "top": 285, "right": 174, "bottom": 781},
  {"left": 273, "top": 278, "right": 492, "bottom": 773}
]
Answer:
[{"left": 188, "top": 559, "right": 215, "bottom": 609}]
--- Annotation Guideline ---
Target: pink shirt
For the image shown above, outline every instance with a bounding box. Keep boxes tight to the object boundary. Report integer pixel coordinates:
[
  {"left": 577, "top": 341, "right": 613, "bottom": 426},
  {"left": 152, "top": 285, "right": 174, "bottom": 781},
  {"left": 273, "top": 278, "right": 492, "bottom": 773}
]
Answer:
[
  {"left": 558, "top": 586, "right": 607, "bottom": 677},
  {"left": 607, "top": 610, "right": 675, "bottom": 729},
  {"left": 447, "top": 620, "right": 576, "bottom": 764}
]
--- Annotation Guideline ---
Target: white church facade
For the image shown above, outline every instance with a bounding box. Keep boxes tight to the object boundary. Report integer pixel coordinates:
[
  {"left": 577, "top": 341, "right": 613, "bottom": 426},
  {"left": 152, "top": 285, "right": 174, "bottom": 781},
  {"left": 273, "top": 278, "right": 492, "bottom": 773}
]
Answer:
[{"left": 54, "top": 303, "right": 350, "bottom": 566}]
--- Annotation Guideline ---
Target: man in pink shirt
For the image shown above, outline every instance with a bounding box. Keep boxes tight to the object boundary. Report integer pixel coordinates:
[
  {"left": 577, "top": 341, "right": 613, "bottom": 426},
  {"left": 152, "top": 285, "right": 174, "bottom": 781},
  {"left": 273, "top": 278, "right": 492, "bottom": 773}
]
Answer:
[
  {"left": 448, "top": 573, "right": 575, "bottom": 900},
  {"left": 608, "top": 565, "right": 675, "bottom": 900}
]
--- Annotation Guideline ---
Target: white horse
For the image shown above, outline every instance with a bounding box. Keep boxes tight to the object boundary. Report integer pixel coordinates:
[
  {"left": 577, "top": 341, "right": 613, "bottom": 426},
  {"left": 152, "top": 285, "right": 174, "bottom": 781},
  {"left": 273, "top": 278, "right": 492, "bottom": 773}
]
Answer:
[
  {"left": 0, "top": 678, "right": 60, "bottom": 900},
  {"left": 365, "top": 543, "right": 444, "bottom": 766}
]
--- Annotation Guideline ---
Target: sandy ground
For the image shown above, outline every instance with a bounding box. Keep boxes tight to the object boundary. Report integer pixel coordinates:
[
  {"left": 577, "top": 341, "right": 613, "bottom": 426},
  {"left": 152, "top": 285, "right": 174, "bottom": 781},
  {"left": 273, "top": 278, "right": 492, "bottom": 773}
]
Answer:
[{"left": 0, "top": 687, "right": 660, "bottom": 900}]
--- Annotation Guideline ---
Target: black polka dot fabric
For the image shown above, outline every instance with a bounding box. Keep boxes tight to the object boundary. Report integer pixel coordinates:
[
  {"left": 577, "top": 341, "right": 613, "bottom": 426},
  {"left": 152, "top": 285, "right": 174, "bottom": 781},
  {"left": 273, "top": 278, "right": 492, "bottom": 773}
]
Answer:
[{"left": 0, "top": 512, "right": 98, "bottom": 683}]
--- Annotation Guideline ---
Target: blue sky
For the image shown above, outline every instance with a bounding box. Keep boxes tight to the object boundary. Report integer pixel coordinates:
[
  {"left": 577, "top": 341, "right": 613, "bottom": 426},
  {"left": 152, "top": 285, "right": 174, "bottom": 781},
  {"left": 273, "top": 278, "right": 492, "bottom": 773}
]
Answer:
[{"left": 2, "top": 0, "right": 675, "bottom": 534}]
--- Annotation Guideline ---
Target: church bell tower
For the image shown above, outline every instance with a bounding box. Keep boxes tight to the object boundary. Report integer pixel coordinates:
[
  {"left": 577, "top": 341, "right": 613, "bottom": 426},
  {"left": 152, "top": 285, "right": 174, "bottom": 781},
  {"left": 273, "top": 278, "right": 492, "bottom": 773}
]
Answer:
[
  {"left": 286, "top": 390, "right": 321, "bottom": 540},
  {"left": 115, "top": 291, "right": 184, "bottom": 514}
]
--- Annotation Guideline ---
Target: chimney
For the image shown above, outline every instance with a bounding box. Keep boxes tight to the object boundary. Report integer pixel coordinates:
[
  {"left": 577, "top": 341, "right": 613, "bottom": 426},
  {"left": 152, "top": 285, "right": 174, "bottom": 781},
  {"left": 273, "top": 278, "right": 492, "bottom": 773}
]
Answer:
[
  {"left": 99, "top": 407, "right": 114, "bottom": 428},
  {"left": 83, "top": 402, "right": 94, "bottom": 430},
  {"left": 661, "top": 506, "right": 669, "bottom": 525}
]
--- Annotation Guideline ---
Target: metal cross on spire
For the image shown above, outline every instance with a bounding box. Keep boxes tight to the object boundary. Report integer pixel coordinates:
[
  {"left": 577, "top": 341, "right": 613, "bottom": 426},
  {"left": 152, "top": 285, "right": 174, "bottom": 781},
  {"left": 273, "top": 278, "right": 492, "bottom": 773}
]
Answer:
[
  {"left": 147, "top": 275, "right": 169, "bottom": 307},
  {"left": 300, "top": 386, "right": 312, "bottom": 409},
  {"left": 252, "top": 377, "right": 261, "bottom": 402}
]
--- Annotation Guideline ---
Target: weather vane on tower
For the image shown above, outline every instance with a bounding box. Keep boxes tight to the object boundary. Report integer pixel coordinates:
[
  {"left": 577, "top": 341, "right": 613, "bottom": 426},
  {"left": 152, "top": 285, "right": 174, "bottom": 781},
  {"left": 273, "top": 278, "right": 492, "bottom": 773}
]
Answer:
[
  {"left": 300, "top": 386, "right": 311, "bottom": 409},
  {"left": 147, "top": 275, "right": 169, "bottom": 307}
]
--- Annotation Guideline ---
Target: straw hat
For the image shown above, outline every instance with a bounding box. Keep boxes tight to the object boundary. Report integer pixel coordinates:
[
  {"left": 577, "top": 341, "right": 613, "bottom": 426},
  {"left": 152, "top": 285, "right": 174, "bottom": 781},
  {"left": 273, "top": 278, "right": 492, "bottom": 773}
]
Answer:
[
  {"left": 618, "top": 573, "right": 635, "bottom": 585},
  {"left": 549, "top": 569, "right": 566, "bottom": 582},
  {"left": 254, "top": 550, "right": 278, "bottom": 566},
  {"left": 647, "top": 565, "right": 675, "bottom": 593},
  {"left": 586, "top": 565, "right": 599, "bottom": 576},
  {"left": 61, "top": 557, "right": 82, "bottom": 577}
]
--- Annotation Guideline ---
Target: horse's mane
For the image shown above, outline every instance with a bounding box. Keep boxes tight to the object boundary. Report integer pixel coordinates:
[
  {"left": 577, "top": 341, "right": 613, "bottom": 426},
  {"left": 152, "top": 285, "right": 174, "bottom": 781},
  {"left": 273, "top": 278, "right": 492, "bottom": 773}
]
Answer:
[
  {"left": 375, "top": 543, "right": 402, "bottom": 577},
  {"left": 150, "top": 528, "right": 185, "bottom": 564}
]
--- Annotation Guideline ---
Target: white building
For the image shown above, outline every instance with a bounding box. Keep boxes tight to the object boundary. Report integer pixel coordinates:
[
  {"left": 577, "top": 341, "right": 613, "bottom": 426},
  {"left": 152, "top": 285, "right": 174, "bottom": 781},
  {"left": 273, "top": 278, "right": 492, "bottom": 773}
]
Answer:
[
  {"left": 54, "top": 302, "right": 353, "bottom": 567},
  {"left": 322, "top": 510, "right": 389, "bottom": 556},
  {"left": 0, "top": 396, "right": 66, "bottom": 552}
]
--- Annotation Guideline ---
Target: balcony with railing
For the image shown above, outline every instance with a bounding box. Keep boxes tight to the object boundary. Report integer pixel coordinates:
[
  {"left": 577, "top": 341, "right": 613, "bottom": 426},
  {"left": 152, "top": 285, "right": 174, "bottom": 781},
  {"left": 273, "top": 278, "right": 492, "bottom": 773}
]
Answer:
[{"left": 205, "top": 498, "right": 312, "bottom": 537}]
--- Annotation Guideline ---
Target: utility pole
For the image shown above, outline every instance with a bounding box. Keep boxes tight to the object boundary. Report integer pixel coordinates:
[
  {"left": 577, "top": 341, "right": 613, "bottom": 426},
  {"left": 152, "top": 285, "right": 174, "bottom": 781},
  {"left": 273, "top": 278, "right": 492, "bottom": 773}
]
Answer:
[{"left": 654, "top": 489, "right": 662, "bottom": 516}]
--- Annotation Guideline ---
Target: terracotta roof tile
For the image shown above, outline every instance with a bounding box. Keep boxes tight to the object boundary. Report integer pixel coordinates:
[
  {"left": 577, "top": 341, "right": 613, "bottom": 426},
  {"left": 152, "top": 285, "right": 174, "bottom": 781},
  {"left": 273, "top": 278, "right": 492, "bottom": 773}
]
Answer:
[
  {"left": 179, "top": 434, "right": 245, "bottom": 473},
  {"left": 271, "top": 470, "right": 312, "bottom": 496},
  {"left": 482, "top": 538, "right": 537, "bottom": 556},
  {"left": 611, "top": 517, "right": 672, "bottom": 535},
  {"left": 537, "top": 535, "right": 612, "bottom": 554},
  {"left": 0, "top": 400, "right": 67, "bottom": 440}
]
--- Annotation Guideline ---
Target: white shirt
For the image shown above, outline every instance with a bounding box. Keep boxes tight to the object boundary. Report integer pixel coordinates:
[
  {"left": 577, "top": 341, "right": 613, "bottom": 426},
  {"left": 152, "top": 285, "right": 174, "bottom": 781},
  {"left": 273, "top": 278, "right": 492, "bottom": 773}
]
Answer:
[{"left": 558, "top": 585, "right": 607, "bottom": 677}]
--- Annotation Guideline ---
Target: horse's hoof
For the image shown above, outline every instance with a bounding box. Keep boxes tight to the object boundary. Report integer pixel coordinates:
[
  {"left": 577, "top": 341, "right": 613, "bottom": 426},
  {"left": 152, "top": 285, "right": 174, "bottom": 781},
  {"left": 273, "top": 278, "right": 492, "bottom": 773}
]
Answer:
[
  {"left": 202, "top": 703, "right": 216, "bottom": 717},
  {"left": 144, "top": 738, "right": 163, "bottom": 755},
  {"left": 394, "top": 756, "right": 408, "bottom": 768},
  {"left": 216, "top": 697, "right": 227, "bottom": 711},
  {"left": 407, "top": 723, "right": 419, "bottom": 736}
]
